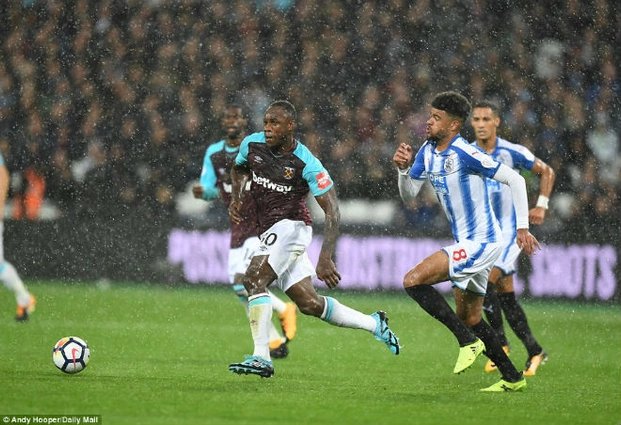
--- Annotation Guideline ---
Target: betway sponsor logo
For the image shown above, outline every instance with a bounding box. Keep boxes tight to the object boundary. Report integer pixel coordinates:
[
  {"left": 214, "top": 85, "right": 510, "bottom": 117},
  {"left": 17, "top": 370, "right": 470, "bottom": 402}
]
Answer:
[{"left": 252, "top": 171, "right": 293, "bottom": 193}]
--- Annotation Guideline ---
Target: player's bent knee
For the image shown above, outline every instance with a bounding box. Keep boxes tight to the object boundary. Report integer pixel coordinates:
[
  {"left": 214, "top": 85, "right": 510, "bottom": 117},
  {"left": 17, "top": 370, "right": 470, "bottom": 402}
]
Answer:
[
  {"left": 403, "top": 266, "right": 431, "bottom": 288},
  {"left": 296, "top": 296, "right": 323, "bottom": 317},
  {"left": 403, "top": 272, "right": 418, "bottom": 288},
  {"left": 241, "top": 273, "right": 270, "bottom": 295}
]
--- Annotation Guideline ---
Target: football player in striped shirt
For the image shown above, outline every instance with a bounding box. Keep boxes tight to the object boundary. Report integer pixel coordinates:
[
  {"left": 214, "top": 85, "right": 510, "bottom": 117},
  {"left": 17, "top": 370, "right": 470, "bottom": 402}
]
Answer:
[
  {"left": 471, "top": 100, "right": 554, "bottom": 376},
  {"left": 393, "top": 91, "right": 540, "bottom": 392}
]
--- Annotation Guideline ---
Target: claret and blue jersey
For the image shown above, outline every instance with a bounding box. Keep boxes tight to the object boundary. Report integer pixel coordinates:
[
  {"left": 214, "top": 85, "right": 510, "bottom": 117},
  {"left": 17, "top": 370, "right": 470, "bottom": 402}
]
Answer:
[
  {"left": 236, "top": 132, "right": 333, "bottom": 234},
  {"left": 198, "top": 139, "right": 258, "bottom": 248},
  {"left": 199, "top": 139, "right": 241, "bottom": 204}
]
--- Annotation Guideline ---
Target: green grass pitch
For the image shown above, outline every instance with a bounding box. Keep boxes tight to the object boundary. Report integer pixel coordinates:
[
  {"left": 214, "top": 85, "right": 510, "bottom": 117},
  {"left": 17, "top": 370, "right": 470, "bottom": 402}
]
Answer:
[{"left": 1, "top": 281, "right": 619, "bottom": 425}]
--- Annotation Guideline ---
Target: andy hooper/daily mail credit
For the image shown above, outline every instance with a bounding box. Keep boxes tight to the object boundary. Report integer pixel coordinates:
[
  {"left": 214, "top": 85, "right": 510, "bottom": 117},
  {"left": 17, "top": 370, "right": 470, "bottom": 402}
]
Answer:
[{"left": 3, "top": 416, "right": 100, "bottom": 424}]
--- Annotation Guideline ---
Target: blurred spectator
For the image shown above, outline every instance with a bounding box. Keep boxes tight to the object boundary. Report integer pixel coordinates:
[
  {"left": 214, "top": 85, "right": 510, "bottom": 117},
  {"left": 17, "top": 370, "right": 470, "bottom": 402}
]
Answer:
[
  {"left": 71, "top": 139, "right": 106, "bottom": 184},
  {"left": 45, "top": 148, "right": 76, "bottom": 217},
  {"left": 0, "top": 0, "right": 618, "bottom": 244},
  {"left": 586, "top": 106, "right": 620, "bottom": 185}
]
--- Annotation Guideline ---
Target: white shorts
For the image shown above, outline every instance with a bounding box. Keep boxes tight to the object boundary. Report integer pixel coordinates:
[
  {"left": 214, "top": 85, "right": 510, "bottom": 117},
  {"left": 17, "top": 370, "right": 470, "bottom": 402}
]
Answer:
[
  {"left": 228, "top": 236, "right": 261, "bottom": 284},
  {"left": 254, "top": 219, "right": 316, "bottom": 292},
  {"left": 442, "top": 240, "right": 503, "bottom": 296},
  {"left": 494, "top": 232, "right": 520, "bottom": 276}
]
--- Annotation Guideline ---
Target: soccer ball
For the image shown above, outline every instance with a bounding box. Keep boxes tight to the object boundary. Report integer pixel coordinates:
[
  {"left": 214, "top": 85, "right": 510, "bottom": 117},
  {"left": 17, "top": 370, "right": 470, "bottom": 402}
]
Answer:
[{"left": 52, "top": 336, "right": 90, "bottom": 374}]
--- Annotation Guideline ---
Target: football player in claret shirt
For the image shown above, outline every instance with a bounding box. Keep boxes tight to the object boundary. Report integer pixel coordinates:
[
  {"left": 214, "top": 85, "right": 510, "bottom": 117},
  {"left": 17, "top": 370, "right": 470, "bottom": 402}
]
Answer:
[
  {"left": 228, "top": 100, "right": 400, "bottom": 378},
  {"left": 193, "top": 104, "right": 296, "bottom": 359}
]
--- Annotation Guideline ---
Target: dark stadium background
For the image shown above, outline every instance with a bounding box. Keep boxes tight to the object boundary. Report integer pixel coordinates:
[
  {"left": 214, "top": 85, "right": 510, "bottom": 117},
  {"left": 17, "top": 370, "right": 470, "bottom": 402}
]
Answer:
[{"left": 1, "top": 0, "right": 618, "bottom": 301}]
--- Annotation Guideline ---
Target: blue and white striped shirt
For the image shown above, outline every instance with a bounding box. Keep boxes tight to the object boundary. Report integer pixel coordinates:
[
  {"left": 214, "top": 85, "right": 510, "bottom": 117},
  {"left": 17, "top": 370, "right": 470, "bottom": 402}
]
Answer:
[
  {"left": 473, "top": 137, "right": 536, "bottom": 239},
  {"left": 409, "top": 135, "right": 502, "bottom": 243}
]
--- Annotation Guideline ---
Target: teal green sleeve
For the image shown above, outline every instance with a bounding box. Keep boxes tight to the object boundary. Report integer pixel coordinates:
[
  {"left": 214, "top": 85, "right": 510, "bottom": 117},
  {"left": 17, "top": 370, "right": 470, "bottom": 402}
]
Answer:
[{"left": 198, "top": 145, "right": 220, "bottom": 200}]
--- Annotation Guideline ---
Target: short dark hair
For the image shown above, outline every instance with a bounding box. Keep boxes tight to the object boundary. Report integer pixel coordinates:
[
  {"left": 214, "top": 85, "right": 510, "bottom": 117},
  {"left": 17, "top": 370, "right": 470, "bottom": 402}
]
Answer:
[
  {"left": 226, "top": 103, "right": 244, "bottom": 111},
  {"left": 267, "top": 100, "right": 297, "bottom": 121},
  {"left": 431, "top": 91, "right": 471, "bottom": 122},
  {"left": 225, "top": 103, "right": 246, "bottom": 116},
  {"left": 473, "top": 100, "right": 500, "bottom": 117}
]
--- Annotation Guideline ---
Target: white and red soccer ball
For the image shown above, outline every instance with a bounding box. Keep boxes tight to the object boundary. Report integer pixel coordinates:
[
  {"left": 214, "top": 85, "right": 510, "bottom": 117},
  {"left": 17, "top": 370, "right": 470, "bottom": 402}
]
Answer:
[{"left": 52, "top": 336, "right": 90, "bottom": 374}]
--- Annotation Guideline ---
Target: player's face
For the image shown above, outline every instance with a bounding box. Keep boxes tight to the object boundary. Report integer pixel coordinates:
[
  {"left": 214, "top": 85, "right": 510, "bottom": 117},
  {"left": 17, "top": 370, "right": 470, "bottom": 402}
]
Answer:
[
  {"left": 263, "top": 106, "right": 293, "bottom": 152},
  {"left": 471, "top": 107, "right": 499, "bottom": 143},
  {"left": 426, "top": 107, "right": 454, "bottom": 143},
  {"left": 222, "top": 107, "right": 246, "bottom": 142}
]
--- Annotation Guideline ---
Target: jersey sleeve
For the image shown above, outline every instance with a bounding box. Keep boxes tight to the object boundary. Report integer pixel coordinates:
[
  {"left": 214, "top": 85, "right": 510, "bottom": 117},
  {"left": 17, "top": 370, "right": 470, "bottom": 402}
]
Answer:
[
  {"left": 493, "top": 163, "right": 529, "bottom": 229},
  {"left": 199, "top": 144, "right": 220, "bottom": 200},
  {"left": 458, "top": 145, "right": 501, "bottom": 178},
  {"left": 510, "top": 144, "right": 536, "bottom": 171},
  {"left": 409, "top": 143, "right": 429, "bottom": 180},
  {"left": 236, "top": 132, "right": 263, "bottom": 166},
  {"left": 306, "top": 167, "right": 333, "bottom": 196},
  {"left": 298, "top": 146, "right": 333, "bottom": 196}
]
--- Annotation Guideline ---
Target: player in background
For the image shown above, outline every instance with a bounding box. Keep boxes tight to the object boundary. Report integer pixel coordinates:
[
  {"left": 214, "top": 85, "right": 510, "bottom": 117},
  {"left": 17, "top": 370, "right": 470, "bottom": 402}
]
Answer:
[
  {"left": 471, "top": 101, "right": 554, "bottom": 376},
  {"left": 192, "top": 104, "right": 297, "bottom": 359},
  {"left": 393, "top": 91, "right": 540, "bottom": 392},
  {"left": 0, "top": 151, "right": 36, "bottom": 321},
  {"left": 228, "top": 100, "right": 400, "bottom": 378}
]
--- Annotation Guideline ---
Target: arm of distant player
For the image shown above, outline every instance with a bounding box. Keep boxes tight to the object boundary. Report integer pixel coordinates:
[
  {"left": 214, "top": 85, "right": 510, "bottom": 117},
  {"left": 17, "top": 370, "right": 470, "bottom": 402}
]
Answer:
[
  {"left": 192, "top": 150, "right": 219, "bottom": 201},
  {"left": 493, "top": 164, "right": 542, "bottom": 256},
  {"left": 314, "top": 188, "right": 342, "bottom": 289},
  {"left": 529, "top": 158, "right": 556, "bottom": 225}
]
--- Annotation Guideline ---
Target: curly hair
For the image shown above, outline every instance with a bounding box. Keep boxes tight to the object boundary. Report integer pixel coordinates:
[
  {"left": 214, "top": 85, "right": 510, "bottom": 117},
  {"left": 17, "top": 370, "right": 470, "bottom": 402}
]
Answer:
[{"left": 431, "top": 91, "right": 471, "bottom": 122}]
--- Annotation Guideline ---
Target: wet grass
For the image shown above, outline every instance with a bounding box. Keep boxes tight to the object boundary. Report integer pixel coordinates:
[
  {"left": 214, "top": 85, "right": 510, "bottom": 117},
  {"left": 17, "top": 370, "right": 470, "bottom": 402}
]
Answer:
[{"left": 1, "top": 281, "right": 619, "bottom": 425}]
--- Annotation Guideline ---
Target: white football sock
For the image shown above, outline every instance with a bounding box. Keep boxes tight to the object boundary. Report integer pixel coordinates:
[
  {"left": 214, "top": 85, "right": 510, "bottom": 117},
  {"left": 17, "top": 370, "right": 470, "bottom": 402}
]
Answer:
[
  {"left": 234, "top": 286, "right": 285, "bottom": 345},
  {"left": 320, "top": 296, "right": 376, "bottom": 333},
  {"left": 248, "top": 293, "right": 273, "bottom": 360}
]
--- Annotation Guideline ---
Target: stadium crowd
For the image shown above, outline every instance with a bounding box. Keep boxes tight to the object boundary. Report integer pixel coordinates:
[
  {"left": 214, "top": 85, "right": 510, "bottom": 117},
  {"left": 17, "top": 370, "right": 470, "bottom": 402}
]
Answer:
[{"left": 0, "top": 0, "right": 619, "bottom": 245}]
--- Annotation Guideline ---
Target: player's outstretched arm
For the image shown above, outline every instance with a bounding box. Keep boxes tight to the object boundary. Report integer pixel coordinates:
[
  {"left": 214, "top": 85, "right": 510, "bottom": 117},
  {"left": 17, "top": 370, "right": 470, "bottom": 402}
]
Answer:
[
  {"left": 229, "top": 163, "right": 250, "bottom": 225},
  {"left": 516, "top": 228, "right": 542, "bottom": 256},
  {"left": 314, "top": 188, "right": 342, "bottom": 289}
]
